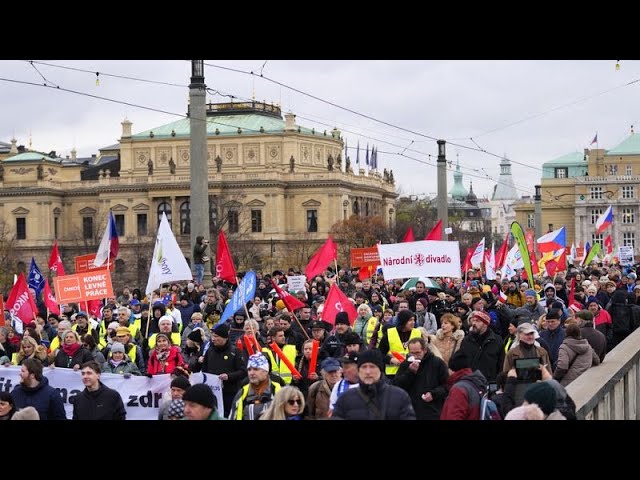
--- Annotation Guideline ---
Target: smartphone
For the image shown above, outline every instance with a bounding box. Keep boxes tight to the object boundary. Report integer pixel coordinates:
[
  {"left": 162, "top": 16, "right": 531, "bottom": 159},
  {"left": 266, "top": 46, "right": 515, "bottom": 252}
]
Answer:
[{"left": 515, "top": 357, "right": 542, "bottom": 382}]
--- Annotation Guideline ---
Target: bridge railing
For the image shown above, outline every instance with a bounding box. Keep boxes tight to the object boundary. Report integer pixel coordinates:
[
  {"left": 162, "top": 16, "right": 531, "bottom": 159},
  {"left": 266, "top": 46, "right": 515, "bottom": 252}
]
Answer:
[{"left": 566, "top": 327, "right": 640, "bottom": 420}]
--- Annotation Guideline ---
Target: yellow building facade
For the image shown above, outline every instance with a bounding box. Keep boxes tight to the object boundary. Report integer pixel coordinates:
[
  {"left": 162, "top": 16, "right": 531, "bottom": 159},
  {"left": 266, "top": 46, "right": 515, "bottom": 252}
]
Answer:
[{"left": 0, "top": 102, "right": 397, "bottom": 292}]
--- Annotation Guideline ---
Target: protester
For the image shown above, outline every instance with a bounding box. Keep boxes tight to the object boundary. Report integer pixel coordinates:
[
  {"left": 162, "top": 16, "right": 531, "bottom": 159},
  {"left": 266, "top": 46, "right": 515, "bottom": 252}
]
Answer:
[
  {"left": 73, "top": 361, "right": 126, "bottom": 420},
  {"left": 183, "top": 384, "right": 224, "bottom": 420},
  {"left": 260, "top": 385, "right": 306, "bottom": 420}
]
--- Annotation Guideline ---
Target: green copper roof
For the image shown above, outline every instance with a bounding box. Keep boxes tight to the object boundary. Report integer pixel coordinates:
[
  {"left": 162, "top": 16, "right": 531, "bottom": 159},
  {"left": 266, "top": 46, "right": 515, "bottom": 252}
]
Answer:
[
  {"left": 543, "top": 152, "right": 584, "bottom": 166},
  {"left": 132, "top": 114, "right": 315, "bottom": 139},
  {"left": 449, "top": 163, "right": 468, "bottom": 201},
  {"left": 2, "top": 151, "right": 61, "bottom": 162},
  {"left": 606, "top": 133, "right": 640, "bottom": 155}
]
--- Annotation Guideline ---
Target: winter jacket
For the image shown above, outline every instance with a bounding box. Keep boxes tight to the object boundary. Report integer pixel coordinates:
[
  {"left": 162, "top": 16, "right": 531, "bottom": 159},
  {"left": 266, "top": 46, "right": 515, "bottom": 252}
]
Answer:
[
  {"left": 53, "top": 347, "right": 94, "bottom": 369},
  {"left": 429, "top": 329, "right": 464, "bottom": 365},
  {"left": 440, "top": 369, "right": 487, "bottom": 420},
  {"left": 514, "top": 302, "right": 546, "bottom": 325},
  {"left": 192, "top": 341, "right": 247, "bottom": 396},
  {"left": 593, "top": 308, "right": 613, "bottom": 347},
  {"left": 580, "top": 323, "right": 607, "bottom": 363},
  {"left": 305, "top": 379, "right": 333, "bottom": 420},
  {"left": 553, "top": 337, "right": 600, "bottom": 387},
  {"left": 332, "top": 380, "right": 416, "bottom": 420},
  {"left": 539, "top": 327, "right": 566, "bottom": 370},
  {"left": 393, "top": 350, "right": 449, "bottom": 420},
  {"left": 146, "top": 346, "right": 186, "bottom": 376},
  {"left": 503, "top": 342, "right": 550, "bottom": 373},
  {"left": 193, "top": 236, "right": 207, "bottom": 264},
  {"left": 101, "top": 356, "right": 141, "bottom": 375},
  {"left": 457, "top": 328, "right": 504, "bottom": 382},
  {"left": 11, "top": 376, "right": 67, "bottom": 420},
  {"left": 72, "top": 382, "right": 126, "bottom": 420}
]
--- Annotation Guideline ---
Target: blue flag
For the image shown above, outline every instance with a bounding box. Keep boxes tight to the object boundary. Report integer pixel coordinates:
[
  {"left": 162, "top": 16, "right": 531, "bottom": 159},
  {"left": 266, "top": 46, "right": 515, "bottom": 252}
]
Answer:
[
  {"left": 28, "top": 257, "right": 45, "bottom": 297},
  {"left": 216, "top": 271, "right": 257, "bottom": 327}
]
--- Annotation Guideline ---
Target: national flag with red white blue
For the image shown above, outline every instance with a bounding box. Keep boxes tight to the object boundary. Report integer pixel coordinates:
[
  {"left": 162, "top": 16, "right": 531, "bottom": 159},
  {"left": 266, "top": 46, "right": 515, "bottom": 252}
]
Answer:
[
  {"left": 595, "top": 206, "right": 613, "bottom": 234},
  {"left": 94, "top": 211, "right": 119, "bottom": 267},
  {"left": 536, "top": 226, "right": 566, "bottom": 253}
]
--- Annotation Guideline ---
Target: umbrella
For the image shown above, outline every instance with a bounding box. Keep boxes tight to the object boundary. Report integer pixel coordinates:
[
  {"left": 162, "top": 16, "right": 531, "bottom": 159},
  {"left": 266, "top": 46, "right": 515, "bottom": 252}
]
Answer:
[{"left": 400, "top": 277, "right": 441, "bottom": 291}]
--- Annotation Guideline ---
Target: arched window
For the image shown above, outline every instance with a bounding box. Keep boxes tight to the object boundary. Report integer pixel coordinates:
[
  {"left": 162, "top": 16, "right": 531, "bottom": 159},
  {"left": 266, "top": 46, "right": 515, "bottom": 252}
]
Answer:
[
  {"left": 157, "top": 201, "right": 171, "bottom": 226},
  {"left": 180, "top": 200, "right": 191, "bottom": 234},
  {"left": 353, "top": 199, "right": 359, "bottom": 215},
  {"left": 365, "top": 201, "right": 370, "bottom": 217}
]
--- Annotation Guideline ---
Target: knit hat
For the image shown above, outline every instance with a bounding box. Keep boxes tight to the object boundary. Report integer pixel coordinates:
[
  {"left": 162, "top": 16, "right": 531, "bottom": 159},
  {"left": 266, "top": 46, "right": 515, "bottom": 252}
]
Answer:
[
  {"left": 417, "top": 298, "right": 429, "bottom": 309},
  {"left": 275, "top": 299, "right": 286, "bottom": 311},
  {"left": 247, "top": 353, "right": 270, "bottom": 372},
  {"left": 568, "top": 302, "right": 584, "bottom": 313},
  {"left": 116, "top": 326, "right": 131, "bottom": 336},
  {"left": 212, "top": 323, "right": 229, "bottom": 338},
  {"left": 335, "top": 311, "right": 350, "bottom": 326},
  {"left": 343, "top": 332, "right": 361, "bottom": 346},
  {"left": 108, "top": 321, "right": 119, "bottom": 331},
  {"left": 396, "top": 310, "right": 415, "bottom": 329},
  {"left": 167, "top": 399, "right": 185, "bottom": 419},
  {"left": 158, "top": 315, "right": 173, "bottom": 327},
  {"left": 524, "top": 381, "right": 557, "bottom": 415},
  {"left": 187, "top": 328, "right": 204, "bottom": 343},
  {"left": 471, "top": 310, "right": 491, "bottom": 326},
  {"left": 586, "top": 296, "right": 600, "bottom": 307},
  {"left": 171, "top": 375, "right": 191, "bottom": 391},
  {"left": 448, "top": 350, "right": 471, "bottom": 371},
  {"left": 182, "top": 384, "right": 216, "bottom": 410},
  {"left": 110, "top": 342, "right": 125, "bottom": 354},
  {"left": 356, "top": 349, "right": 384, "bottom": 371},
  {"left": 427, "top": 288, "right": 439, "bottom": 296},
  {"left": 524, "top": 289, "right": 536, "bottom": 298}
]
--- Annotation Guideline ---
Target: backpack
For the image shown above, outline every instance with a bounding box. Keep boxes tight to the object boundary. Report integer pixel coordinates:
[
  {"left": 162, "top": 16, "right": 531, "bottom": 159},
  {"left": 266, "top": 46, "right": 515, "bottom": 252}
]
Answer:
[{"left": 480, "top": 392, "right": 502, "bottom": 421}]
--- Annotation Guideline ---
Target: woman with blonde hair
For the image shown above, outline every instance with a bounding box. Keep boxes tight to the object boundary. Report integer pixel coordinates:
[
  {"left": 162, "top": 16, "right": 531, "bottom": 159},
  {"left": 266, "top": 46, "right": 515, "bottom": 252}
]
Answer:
[
  {"left": 260, "top": 385, "right": 305, "bottom": 420},
  {"left": 427, "top": 313, "right": 464, "bottom": 365},
  {"left": 14, "top": 336, "right": 49, "bottom": 366},
  {"left": 52, "top": 330, "right": 93, "bottom": 370}
]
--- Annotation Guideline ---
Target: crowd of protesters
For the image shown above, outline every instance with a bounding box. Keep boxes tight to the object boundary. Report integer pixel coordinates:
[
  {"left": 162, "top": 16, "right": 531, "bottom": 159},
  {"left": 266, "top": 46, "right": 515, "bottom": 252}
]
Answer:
[{"left": 1, "top": 260, "right": 639, "bottom": 420}]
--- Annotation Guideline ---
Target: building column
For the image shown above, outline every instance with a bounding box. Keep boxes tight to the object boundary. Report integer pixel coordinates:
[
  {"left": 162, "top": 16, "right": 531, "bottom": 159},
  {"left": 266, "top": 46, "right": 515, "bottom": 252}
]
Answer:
[{"left": 171, "top": 196, "right": 177, "bottom": 234}]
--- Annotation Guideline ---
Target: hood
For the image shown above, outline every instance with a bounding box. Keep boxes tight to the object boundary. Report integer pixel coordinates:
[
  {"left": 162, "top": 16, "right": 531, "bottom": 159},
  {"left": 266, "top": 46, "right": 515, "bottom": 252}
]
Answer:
[
  {"left": 611, "top": 290, "right": 629, "bottom": 304},
  {"left": 152, "top": 303, "right": 167, "bottom": 317},
  {"left": 196, "top": 235, "right": 204, "bottom": 245},
  {"left": 462, "top": 369, "right": 488, "bottom": 390},
  {"left": 447, "top": 368, "right": 473, "bottom": 387},
  {"left": 543, "top": 283, "right": 556, "bottom": 295},
  {"left": 564, "top": 337, "right": 591, "bottom": 355},
  {"left": 23, "top": 375, "right": 50, "bottom": 393}
]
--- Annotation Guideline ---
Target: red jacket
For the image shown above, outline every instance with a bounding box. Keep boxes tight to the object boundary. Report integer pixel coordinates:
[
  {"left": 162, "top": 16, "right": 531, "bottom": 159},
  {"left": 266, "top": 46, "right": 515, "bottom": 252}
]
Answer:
[
  {"left": 147, "top": 346, "right": 185, "bottom": 375},
  {"left": 440, "top": 368, "right": 483, "bottom": 420}
]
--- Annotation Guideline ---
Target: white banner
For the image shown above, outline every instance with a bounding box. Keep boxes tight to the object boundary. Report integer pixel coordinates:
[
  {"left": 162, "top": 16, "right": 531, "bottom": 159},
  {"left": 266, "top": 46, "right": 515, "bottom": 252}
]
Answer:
[
  {"left": 287, "top": 275, "right": 307, "bottom": 292},
  {"left": 619, "top": 246, "right": 634, "bottom": 266},
  {"left": 500, "top": 245, "right": 524, "bottom": 281},
  {"left": 377, "top": 241, "right": 461, "bottom": 279},
  {"left": 0, "top": 367, "right": 222, "bottom": 420}
]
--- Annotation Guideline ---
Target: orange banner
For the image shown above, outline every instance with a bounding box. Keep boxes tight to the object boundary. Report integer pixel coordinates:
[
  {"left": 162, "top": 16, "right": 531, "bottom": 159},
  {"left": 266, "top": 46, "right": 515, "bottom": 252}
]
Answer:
[
  {"left": 75, "top": 253, "right": 115, "bottom": 273},
  {"left": 350, "top": 247, "right": 380, "bottom": 268},
  {"left": 53, "top": 270, "right": 114, "bottom": 304}
]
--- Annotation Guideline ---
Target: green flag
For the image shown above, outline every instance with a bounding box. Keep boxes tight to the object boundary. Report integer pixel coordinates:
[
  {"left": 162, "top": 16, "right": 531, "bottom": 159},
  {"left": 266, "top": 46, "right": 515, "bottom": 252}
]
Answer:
[
  {"left": 510, "top": 222, "right": 534, "bottom": 283},
  {"left": 583, "top": 242, "right": 601, "bottom": 266}
]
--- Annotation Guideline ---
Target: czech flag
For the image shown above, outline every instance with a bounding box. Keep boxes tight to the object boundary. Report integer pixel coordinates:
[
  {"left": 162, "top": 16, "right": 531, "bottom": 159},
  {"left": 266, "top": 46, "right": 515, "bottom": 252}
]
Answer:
[
  {"left": 94, "top": 211, "right": 119, "bottom": 267},
  {"left": 595, "top": 206, "right": 613, "bottom": 234},
  {"left": 536, "top": 226, "right": 566, "bottom": 253}
]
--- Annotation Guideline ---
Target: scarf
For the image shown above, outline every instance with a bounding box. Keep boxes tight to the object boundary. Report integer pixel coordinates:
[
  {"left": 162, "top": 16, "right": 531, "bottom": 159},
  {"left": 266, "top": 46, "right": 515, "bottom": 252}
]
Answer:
[{"left": 62, "top": 342, "right": 81, "bottom": 358}]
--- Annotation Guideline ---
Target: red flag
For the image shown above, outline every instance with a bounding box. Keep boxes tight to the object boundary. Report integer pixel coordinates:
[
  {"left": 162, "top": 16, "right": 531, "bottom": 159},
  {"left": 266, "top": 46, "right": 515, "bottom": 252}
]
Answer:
[
  {"left": 568, "top": 277, "right": 576, "bottom": 306},
  {"left": 402, "top": 227, "right": 415, "bottom": 243},
  {"left": 216, "top": 230, "right": 237, "bottom": 284},
  {"left": 271, "top": 279, "right": 306, "bottom": 312},
  {"left": 0, "top": 295, "right": 4, "bottom": 327},
  {"left": 604, "top": 234, "right": 613, "bottom": 254},
  {"left": 530, "top": 250, "right": 540, "bottom": 275},
  {"left": 43, "top": 279, "right": 60, "bottom": 315},
  {"left": 304, "top": 237, "right": 338, "bottom": 281},
  {"left": 545, "top": 259, "right": 558, "bottom": 278},
  {"left": 462, "top": 248, "right": 474, "bottom": 273},
  {"left": 424, "top": 220, "right": 442, "bottom": 240},
  {"left": 321, "top": 284, "right": 357, "bottom": 326},
  {"left": 6, "top": 273, "right": 38, "bottom": 323},
  {"left": 556, "top": 250, "right": 567, "bottom": 272},
  {"left": 358, "top": 264, "right": 374, "bottom": 281},
  {"left": 87, "top": 300, "right": 103, "bottom": 319},
  {"left": 525, "top": 229, "right": 535, "bottom": 252},
  {"left": 48, "top": 240, "right": 66, "bottom": 276},
  {"left": 495, "top": 233, "right": 510, "bottom": 269}
]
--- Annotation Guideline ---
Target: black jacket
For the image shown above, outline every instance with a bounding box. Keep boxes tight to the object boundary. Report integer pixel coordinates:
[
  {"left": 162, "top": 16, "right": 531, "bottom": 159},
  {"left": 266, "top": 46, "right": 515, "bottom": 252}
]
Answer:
[
  {"left": 393, "top": 350, "right": 449, "bottom": 420},
  {"left": 332, "top": 380, "right": 416, "bottom": 420},
  {"left": 193, "top": 236, "right": 208, "bottom": 264},
  {"left": 458, "top": 328, "right": 504, "bottom": 383},
  {"left": 192, "top": 341, "right": 247, "bottom": 396},
  {"left": 72, "top": 382, "right": 126, "bottom": 420}
]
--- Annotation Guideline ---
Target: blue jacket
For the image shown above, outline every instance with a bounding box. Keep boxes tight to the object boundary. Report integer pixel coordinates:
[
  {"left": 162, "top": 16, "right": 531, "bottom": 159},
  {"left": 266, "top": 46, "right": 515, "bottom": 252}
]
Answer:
[{"left": 11, "top": 376, "right": 67, "bottom": 420}]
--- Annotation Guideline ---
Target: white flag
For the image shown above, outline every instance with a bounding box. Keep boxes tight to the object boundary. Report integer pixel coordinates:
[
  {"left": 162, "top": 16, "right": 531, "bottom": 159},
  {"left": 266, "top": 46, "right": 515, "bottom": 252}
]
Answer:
[
  {"left": 145, "top": 212, "right": 193, "bottom": 296},
  {"left": 470, "top": 237, "right": 485, "bottom": 267},
  {"left": 500, "top": 245, "right": 524, "bottom": 281},
  {"left": 485, "top": 242, "right": 496, "bottom": 280}
]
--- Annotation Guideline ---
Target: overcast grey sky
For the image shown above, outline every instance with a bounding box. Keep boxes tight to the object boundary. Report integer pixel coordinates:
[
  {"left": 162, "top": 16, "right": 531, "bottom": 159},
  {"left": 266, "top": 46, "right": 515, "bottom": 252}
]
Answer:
[{"left": 1, "top": 60, "right": 638, "bottom": 200}]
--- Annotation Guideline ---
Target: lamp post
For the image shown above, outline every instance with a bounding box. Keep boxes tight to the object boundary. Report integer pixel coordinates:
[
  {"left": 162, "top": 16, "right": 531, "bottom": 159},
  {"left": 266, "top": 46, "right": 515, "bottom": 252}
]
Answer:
[
  {"left": 534, "top": 184, "right": 542, "bottom": 254},
  {"left": 437, "top": 140, "right": 448, "bottom": 240}
]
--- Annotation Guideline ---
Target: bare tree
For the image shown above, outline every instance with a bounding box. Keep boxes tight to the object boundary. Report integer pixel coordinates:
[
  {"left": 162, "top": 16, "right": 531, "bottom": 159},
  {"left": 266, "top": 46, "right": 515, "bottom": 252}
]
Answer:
[
  {"left": 0, "top": 220, "right": 17, "bottom": 294},
  {"left": 330, "top": 215, "right": 393, "bottom": 267}
]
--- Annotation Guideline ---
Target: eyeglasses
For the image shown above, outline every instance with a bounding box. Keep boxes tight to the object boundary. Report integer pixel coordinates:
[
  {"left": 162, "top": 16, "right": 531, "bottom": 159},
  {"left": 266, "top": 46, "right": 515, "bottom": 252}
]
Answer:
[{"left": 287, "top": 399, "right": 302, "bottom": 406}]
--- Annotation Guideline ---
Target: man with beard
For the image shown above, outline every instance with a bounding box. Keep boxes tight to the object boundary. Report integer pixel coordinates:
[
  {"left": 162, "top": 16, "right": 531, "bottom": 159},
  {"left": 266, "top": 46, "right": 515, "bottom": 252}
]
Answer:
[
  {"left": 229, "top": 353, "right": 281, "bottom": 420},
  {"left": 506, "top": 281, "right": 526, "bottom": 307},
  {"left": 457, "top": 310, "right": 504, "bottom": 383},
  {"left": 12, "top": 358, "right": 66, "bottom": 420}
]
